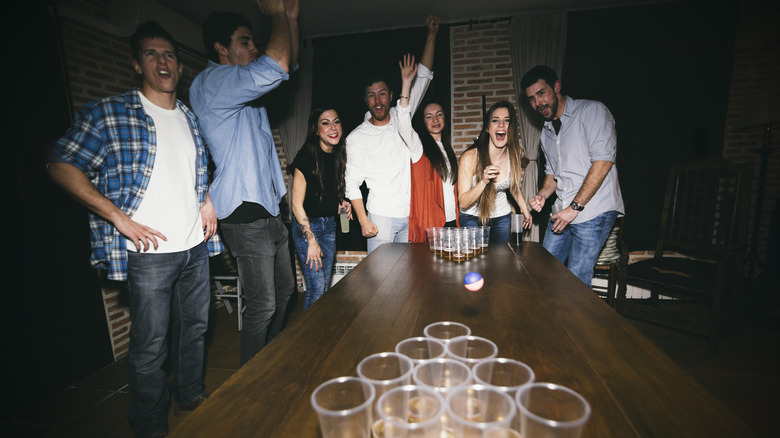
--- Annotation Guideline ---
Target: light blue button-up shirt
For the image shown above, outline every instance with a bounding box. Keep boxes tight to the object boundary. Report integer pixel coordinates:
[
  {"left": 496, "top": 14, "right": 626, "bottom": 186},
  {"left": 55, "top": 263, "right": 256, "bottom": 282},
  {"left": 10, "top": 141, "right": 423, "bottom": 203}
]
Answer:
[
  {"left": 189, "top": 55, "right": 290, "bottom": 219},
  {"left": 541, "top": 96, "right": 624, "bottom": 224}
]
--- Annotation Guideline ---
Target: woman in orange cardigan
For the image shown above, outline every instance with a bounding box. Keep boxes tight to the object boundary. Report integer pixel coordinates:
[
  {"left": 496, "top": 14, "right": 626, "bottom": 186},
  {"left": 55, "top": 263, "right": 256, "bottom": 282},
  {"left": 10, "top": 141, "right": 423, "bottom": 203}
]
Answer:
[{"left": 398, "top": 55, "right": 459, "bottom": 242}]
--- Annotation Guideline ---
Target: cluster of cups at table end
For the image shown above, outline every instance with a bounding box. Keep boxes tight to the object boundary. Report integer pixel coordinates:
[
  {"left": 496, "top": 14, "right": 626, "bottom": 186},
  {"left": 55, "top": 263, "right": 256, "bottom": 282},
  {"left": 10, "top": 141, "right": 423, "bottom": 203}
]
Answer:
[
  {"left": 310, "top": 321, "right": 592, "bottom": 438},
  {"left": 425, "top": 226, "right": 491, "bottom": 262}
]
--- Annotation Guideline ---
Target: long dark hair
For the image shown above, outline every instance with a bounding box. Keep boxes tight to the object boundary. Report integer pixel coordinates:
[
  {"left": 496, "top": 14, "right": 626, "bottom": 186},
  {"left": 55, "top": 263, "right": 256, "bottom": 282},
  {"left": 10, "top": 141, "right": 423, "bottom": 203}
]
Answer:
[
  {"left": 466, "top": 101, "right": 524, "bottom": 225},
  {"left": 290, "top": 107, "right": 347, "bottom": 205},
  {"left": 412, "top": 101, "right": 458, "bottom": 184}
]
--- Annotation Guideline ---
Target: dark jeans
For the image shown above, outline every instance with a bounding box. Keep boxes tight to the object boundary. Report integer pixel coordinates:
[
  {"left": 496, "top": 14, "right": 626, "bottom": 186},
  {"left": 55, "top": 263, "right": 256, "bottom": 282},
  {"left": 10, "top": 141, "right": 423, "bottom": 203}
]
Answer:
[
  {"left": 542, "top": 210, "right": 619, "bottom": 287},
  {"left": 126, "top": 242, "right": 210, "bottom": 438},
  {"left": 220, "top": 216, "right": 295, "bottom": 365},
  {"left": 459, "top": 213, "right": 511, "bottom": 242},
  {"left": 291, "top": 215, "right": 337, "bottom": 310}
]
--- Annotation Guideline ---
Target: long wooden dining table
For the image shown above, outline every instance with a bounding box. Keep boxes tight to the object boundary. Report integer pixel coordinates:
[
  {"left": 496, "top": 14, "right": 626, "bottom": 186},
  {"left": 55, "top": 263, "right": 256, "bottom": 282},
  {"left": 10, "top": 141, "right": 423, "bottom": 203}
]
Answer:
[{"left": 170, "top": 242, "right": 752, "bottom": 437}]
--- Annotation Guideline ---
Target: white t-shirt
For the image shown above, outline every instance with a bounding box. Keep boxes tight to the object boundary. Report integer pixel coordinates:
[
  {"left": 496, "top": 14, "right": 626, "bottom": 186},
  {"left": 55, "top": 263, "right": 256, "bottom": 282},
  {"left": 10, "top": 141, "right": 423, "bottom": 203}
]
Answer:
[
  {"left": 436, "top": 140, "right": 458, "bottom": 222},
  {"left": 127, "top": 92, "right": 204, "bottom": 253}
]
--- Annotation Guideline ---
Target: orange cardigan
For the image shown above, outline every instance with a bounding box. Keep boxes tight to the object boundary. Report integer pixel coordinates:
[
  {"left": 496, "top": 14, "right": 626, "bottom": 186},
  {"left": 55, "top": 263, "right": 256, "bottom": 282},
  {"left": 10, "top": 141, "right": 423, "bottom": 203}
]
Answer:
[{"left": 408, "top": 154, "right": 459, "bottom": 243}]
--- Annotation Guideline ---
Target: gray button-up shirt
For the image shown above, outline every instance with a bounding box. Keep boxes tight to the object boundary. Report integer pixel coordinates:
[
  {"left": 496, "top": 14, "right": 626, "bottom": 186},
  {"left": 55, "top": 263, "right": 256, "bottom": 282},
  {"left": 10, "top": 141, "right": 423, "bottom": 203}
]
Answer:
[{"left": 541, "top": 96, "right": 624, "bottom": 224}]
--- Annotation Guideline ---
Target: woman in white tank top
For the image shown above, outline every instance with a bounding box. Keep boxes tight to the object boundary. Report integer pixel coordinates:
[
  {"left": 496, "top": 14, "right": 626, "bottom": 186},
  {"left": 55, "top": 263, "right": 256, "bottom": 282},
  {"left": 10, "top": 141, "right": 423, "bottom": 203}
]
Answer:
[{"left": 457, "top": 101, "right": 532, "bottom": 242}]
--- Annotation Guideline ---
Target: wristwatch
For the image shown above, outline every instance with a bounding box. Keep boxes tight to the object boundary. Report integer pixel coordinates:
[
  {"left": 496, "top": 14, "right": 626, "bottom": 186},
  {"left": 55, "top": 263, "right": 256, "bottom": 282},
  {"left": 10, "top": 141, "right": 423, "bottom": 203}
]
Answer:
[{"left": 570, "top": 201, "right": 585, "bottom": 211}]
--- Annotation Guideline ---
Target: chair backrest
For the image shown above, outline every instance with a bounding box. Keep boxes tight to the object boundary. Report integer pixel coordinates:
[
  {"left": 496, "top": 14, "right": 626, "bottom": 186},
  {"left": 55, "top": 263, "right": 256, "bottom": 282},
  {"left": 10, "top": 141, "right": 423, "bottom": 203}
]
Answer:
[
  {"left": 597, "top": 216, "right": 623, "bottom": 265},
  {"left": 656, "top": 157, "right": 751, "bottom": 259}
]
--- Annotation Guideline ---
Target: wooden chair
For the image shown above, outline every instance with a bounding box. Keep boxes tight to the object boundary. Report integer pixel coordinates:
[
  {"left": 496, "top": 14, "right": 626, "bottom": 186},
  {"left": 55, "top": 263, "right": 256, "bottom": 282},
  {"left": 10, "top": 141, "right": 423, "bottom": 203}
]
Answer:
[
  {"left": 616, "top": 157, "right": 750, "bottom": 352},
  {"left": 592, "top": 217, "right": 624, "bottom": 307}
]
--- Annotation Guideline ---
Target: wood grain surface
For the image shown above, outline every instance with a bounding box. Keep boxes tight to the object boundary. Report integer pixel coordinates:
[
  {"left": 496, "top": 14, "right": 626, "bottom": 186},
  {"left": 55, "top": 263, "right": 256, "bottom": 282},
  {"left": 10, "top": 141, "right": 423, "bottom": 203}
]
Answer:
[{"left": 170, "top": 242, "right": 751, "bottom": 437}]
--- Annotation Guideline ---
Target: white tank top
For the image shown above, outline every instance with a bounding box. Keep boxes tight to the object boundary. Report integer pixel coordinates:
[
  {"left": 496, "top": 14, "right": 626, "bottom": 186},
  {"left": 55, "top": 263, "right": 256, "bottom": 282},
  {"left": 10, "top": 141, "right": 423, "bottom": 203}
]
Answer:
[{"left": 460, "top": 170, "right": 512, "bottom": 218}]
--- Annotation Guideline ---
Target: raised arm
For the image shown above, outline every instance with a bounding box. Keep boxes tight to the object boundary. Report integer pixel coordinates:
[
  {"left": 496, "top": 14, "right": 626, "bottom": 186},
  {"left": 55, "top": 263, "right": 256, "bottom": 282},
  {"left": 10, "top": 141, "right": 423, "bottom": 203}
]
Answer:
[
  {"left": 419, "top": 15, "right": 439, "bottom": 70},
  {"left": 407, "top": 15, "right": 439, "bottom": 114},
  {"left": 48, "top": 162, "right": 166, "bottom": 251},
  {"left": 256, "top": 0, "right": 293, "bottom": 72},
  {"left": 284, "top": 0, "right": 299, "bottom": 68},
  {"left": 398, "top": 53, "right": 422, "bottom": 162}
]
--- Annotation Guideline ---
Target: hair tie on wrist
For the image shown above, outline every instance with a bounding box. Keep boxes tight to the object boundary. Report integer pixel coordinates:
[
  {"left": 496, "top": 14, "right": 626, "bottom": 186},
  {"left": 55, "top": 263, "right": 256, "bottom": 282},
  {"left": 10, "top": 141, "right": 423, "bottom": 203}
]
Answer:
[{"left": 400, "top": 95, "right": 410, "bottom": 100}]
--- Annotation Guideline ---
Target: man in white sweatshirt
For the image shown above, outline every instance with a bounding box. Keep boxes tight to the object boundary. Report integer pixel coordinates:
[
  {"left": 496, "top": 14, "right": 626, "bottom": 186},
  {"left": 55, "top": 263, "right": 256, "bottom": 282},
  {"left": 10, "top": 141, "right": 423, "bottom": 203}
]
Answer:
[{"left": 345, "top": 15, "right": 438, "bottom": 253}]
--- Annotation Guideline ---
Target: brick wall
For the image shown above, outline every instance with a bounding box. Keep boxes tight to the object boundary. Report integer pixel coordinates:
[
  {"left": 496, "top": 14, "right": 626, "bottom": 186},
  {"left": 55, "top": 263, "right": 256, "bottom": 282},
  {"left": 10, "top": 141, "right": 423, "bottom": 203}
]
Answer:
[
  {"left": 722, "top": 0, "right": 780, "bottom": 272},
  {"left": 450, "top": 21, "right": 517, "bottom": 156}
]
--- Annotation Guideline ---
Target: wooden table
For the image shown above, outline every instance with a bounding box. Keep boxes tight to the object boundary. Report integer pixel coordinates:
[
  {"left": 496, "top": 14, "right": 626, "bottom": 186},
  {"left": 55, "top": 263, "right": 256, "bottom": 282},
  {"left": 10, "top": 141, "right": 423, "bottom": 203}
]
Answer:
[{"left": 171, "top": 242, "right": 751, "bottom": 437}]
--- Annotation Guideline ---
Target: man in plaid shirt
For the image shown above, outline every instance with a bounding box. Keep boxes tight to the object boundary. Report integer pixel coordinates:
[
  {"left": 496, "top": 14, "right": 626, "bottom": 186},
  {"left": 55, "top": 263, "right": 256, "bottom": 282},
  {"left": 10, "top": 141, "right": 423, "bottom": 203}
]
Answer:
[{"left": 49, "top": 21, "right": 222, "bottom": 438}]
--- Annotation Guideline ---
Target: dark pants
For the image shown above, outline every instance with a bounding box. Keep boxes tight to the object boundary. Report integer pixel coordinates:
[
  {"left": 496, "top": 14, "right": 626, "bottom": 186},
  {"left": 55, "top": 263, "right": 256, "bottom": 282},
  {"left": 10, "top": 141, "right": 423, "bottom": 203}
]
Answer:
[
  {"left": 126, "top": 242, "right": 210, "bottom": 438},
  {"left": 220, "top": 216, "right": 295, "bottom": 365}
]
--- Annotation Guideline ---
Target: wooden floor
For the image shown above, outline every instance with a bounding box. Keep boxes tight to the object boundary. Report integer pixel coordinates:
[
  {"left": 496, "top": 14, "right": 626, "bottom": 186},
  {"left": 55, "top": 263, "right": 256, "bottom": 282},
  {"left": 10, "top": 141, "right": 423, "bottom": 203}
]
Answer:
[{"left": 3, "top": 290, "right": 779, "bottom": 437}]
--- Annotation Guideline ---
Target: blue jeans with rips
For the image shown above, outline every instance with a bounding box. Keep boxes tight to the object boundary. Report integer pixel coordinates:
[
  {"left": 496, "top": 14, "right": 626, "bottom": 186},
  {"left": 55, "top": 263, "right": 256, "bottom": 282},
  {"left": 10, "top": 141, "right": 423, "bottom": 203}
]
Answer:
[
  {"left": 366, "top": 213, "right": 409, "bottom": 254},
  {"left": 291, "top": 215, "right": 337, "bottom": 310},
  {"left": 542, "top": 210, "right": 619, "bottom": 287},
  {"left": 459, "top": 213, "right": 511, "bottom": 243},
  {"left": 219, "top": 215, "right": 295, "bottom": 365},
  {"left": 126, "top": 241, "right": 210, "bottom": 438}
]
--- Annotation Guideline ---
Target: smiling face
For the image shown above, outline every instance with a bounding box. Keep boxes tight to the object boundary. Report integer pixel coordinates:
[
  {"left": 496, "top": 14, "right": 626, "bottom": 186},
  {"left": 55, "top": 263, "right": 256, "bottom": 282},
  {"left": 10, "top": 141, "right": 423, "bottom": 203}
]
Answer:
[
  {"left": 316, "top": 109, "right": 342, "bottom": 152},
  {"left": 524, "top": 78, "right": 561, "bottom": 122},
  {"left": 364, "top": 81, "right": 392, "bottom": 125},
  {"left": 132, "top": 37, "right": 182, "bottom": 107},
  {"left": 487, "top": 107, "right": 511, "bottom": 148},
  {"left": 423, "top": 103, "right": 445, "bottom": 140},
  {"left": 218, "top": 25, "right": 258, "bottom": 66}
]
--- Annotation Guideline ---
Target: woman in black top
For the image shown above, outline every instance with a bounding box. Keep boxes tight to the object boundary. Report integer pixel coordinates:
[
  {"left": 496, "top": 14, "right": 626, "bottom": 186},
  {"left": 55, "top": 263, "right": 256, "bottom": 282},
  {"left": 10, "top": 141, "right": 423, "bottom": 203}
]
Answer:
[{"left": 289, "top": 107, "right": 350, "bottom": 310}]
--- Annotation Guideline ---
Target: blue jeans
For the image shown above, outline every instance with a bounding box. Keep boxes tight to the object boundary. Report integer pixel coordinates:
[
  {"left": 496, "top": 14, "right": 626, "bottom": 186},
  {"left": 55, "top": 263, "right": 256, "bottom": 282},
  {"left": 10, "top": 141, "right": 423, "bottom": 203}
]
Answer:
[
  {"left": 459, "top": 213, "right": 511, "bottom": 243},
  {"left": 542, "top": 211, "right": 619, "bottom": 287},
  {"left": 219, "top": 216, "right": 295, "bottom": 365},
  {"left": 126, "top": 242, "right": 210, "bottom": 438},
  {"left": 291, "top": 215, "right": 337, "bottom": 310},
  {"left": 367, "top": 213, "right": 409, "bottom": 254}
]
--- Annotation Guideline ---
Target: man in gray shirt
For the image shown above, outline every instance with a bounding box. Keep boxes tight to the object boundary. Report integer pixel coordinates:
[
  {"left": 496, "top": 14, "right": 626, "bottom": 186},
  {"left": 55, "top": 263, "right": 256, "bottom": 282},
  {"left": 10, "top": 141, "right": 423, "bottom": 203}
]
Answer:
[{"left": 521, "top": 65, "right": 624, "bottom": 287}]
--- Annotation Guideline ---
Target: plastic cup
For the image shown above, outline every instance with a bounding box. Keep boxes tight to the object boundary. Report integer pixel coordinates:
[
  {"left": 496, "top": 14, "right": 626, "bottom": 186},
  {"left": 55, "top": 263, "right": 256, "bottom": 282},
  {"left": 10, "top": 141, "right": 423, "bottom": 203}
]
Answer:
[
  {"left": 510, "top": 214, "right": 523, "bottom": 246},
  {"left": 311, "top": 376, "right": 375, "bottom": 438},
  {"left": 440, "top": 228, "right": 455, "bottom": 259},
  {"left": 395, "top": 337, "right": 446, "bottom": 365},
  {"left": 472, "top": 358, "right": 535, "bottom": 395},
  {"left": 473, "top": 358, "right": 535, "bottom": 434},
  {"left": 445, "top": 335, "right": 498, "bottom": 368},
  {"left": 425, "top": 227, "right": 436, "bottom": 252},
  {"left": 357, "top": 352, "right": 415, "bottom": 415},
  {"left": 423, "top": 321, "right": 471, "bottom": 345},
  {"left": 480, "top": 226, "right": 491, "bottom": 252},
  {"left": 412, "top": 358, "right": 473, "bottom": 397},
  {"left": 551, "top": 202, "right": 564, "bottom": 235},
  {"left": 446, "top": 384, "right": 516, "bottom": 437},
  {"left": 515, "top": 383, "right": 592, "bottom": 438},
  {"left": 375, "top": 385, "right": 445, "bottom": 437},
  {"left": 413, "top": 358, "right": 473, "bottom": 436},
  {"left": 432, "top": 227, "right": 444, "bottom": 256}
]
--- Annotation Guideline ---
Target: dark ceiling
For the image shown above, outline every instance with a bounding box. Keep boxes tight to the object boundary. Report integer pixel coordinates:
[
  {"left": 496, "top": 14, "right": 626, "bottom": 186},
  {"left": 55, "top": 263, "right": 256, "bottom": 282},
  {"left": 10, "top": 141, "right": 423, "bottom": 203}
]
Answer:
[{"left": 156, "top": 0, "right": 669, "bottom": 39}]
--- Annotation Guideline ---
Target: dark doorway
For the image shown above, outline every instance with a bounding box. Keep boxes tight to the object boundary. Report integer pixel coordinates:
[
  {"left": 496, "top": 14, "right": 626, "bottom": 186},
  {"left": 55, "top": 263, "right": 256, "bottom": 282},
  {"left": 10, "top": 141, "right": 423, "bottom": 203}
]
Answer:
[
  {"left": 561, "top": 0, "right": 739, "bottom": 249},
  {"left": 2, "top": 0, "right": 114, "bottom": 417}
]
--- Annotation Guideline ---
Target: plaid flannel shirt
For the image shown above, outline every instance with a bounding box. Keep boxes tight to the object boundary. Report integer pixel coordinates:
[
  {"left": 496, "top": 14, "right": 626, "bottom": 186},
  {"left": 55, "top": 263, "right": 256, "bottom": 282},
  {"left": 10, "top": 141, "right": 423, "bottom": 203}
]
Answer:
[{"left": 51, "top": 89, "right": 223, "bottom": 281}]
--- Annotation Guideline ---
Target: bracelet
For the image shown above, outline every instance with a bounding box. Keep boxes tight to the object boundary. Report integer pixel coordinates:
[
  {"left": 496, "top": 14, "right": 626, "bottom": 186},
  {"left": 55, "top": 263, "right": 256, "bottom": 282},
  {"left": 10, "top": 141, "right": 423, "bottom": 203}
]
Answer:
[{"left": 399, "top": 95, "right": 410, "bottom": 100}]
